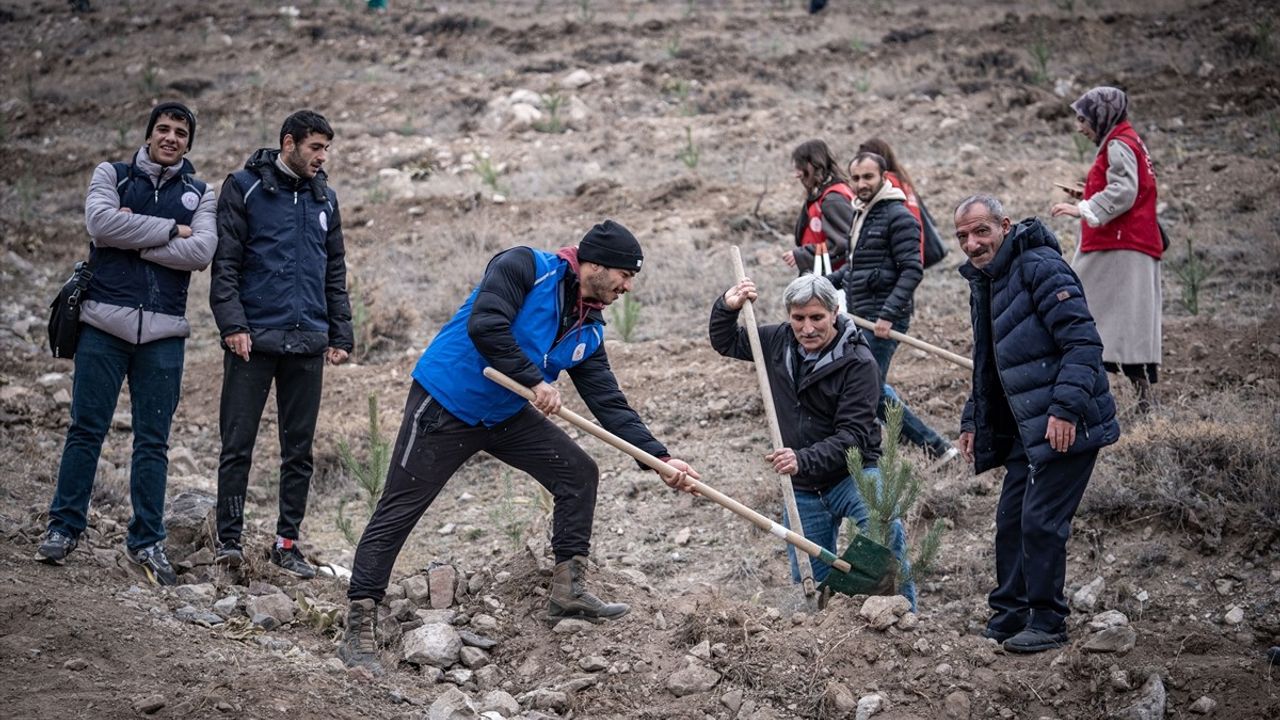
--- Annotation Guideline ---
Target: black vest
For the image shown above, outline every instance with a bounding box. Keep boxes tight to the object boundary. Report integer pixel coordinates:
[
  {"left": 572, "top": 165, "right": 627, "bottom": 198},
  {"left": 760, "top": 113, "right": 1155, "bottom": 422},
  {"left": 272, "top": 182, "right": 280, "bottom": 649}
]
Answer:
[{"left": 87, "top": 159, "right": 206, "bottom": 317}]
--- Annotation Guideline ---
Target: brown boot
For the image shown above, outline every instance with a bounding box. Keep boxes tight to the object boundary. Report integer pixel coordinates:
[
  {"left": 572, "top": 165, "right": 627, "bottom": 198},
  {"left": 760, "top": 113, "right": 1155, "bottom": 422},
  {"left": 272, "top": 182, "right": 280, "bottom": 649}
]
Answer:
[
  {"left": 547, "top": 555, "right": 629, "bottom": 624},
  {"left": 338, "top": 598, "right": 384, "bottom": 674}
]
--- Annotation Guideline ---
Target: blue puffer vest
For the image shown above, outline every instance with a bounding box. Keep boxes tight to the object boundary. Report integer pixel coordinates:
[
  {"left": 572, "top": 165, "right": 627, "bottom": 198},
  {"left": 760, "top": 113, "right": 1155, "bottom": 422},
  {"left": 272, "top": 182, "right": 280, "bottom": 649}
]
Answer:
[
  {"left": 960, "top": 218, "right": 1120, "bottom": 472},
  {"left": 87, "top": 160, "right": 206, "bottom": 316},
  {"left": 413, "top": 249, "right": 605, "bottom": 426},
  {"left": 227, "top": 150, "right": 335, "bottom": 338}
]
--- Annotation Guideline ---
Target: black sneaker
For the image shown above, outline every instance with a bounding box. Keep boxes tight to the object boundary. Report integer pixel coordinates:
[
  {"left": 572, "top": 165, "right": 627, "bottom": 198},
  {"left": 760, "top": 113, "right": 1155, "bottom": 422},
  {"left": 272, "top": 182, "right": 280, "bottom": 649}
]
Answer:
[
  {"left": 214, "top": 542, "right": 244, "bottom": 568},
  {"left": 35, "top": 530, "right": 78, "bottom": 565},
  {"left": 128, "top": 543, "right": 178, "bottom": 586},
  {"left": 270, "top": 544, "right": 317, "bottom": 579},
  {"left": 982, "top": 624, "right": 1022, "bottom": 643},
  {"left": 1003, "top": 627, "right": 1069, "bottom": 654}
]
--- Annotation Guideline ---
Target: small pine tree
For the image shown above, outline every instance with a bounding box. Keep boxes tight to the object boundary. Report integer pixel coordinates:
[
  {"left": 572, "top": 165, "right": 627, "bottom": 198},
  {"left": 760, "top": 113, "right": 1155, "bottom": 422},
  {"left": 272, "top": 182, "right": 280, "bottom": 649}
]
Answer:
[
  {"left": 845, "top": 401, "right": 945, "bottom": 582},
  {"left": 336, "top": 393, "right": 391, "bottom": 546}
]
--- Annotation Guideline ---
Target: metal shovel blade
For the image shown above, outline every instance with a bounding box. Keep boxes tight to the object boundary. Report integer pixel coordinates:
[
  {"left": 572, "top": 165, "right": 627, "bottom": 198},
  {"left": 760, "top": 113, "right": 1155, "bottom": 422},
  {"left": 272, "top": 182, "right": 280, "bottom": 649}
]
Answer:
[{"left": 818, "top": 533, "right": 898, "bottom": 597}]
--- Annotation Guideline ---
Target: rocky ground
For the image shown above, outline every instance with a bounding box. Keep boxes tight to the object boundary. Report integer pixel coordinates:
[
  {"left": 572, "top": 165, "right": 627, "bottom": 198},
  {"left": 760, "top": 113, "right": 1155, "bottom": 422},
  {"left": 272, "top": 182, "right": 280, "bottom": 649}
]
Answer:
[{"left": 1, "top": 0, "right": 1278, "bottom": 718}]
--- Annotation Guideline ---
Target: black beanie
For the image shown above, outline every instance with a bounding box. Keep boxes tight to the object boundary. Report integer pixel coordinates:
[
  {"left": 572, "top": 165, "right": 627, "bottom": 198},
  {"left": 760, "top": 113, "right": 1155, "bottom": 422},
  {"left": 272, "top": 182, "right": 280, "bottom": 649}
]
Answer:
[
  {"left": 145, "top": 101, "right": 197, "bottom": 150},
  {"left": 577, "top": 220, "right": 644, "bottom": 273}
]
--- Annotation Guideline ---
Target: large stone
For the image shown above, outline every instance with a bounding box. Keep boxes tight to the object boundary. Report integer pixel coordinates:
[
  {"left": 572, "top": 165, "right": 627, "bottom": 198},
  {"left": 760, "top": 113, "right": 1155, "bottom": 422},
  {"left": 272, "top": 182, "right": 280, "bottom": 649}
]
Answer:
[
  {"left": 460, "top": 646, "right": 490, "bottom": 669},
  {"left": 427, "top": 687, "right": 479, "bottom": 720},
  {"left": 473, "top": 665, "right": 501, "bottom": 691},
  {"left": 1115, "top": 673, "right": 1166, "bottom": 720},
  {"left": 163, "top": 492, "right": 215, "bottom": 561},
  {"left": 1072, "top": 576, "right": 1106, "bottom": 612},
  {"left": 521, "top": 688, "right": 569, "bottom": 711},
  {"left": 666, "top": 663, "right": 721, "bottom": 697},
  {"left": 402, "top": 574, "right": 431, "bottom": 604},
  {"left": 1188, "top": 695, "right": 1217, "bottom": 714},
  {"left": 579, "top": 655, "right": 608, "bottom": 672},
  {"left": 429, "top": 565, "right": 458, "bottom": 609},
  {"left": 174, "top": 583, "right": 217, "bottom": 605},
  {"left": 471, "top": 613, "right": 498, "bottom": 633},
  {"left": 1223, "top": 605, "right": 1245, "bottom": 625},
  {"left": 402, "top": 623, "right": 462, "bottom": 667},
  {"left": 1087, "top": 609, "right": 1129, "bottom": 632},
  {"left": 944, "top": 691, "right": 971, "bottom": 719},
  {"left": 479, "top": 690, "right": 519, "bottom": 716},
  {"left": 445, "top": 668, "right": 473, "bottom": 685},
  {"left": 859, "top": 595, "right": 911, "bottom": 631},
  {"left": 821, "top": 681, "right": 857, "bottom": 717},
  {"left": 458, "top": 629, "right": 498, "bottom": 650},
  {"left": 212, "top": 595, "right": 239, "bottom": 618},
  {"left": 246, "top": 592, "right": 296, "bottom": 626},
  {"left": 855, "top": 693, "right": 884, "bottom": 720},
  {"left": 1083, "top": 626, "right": 1137, "bottom": 653}
]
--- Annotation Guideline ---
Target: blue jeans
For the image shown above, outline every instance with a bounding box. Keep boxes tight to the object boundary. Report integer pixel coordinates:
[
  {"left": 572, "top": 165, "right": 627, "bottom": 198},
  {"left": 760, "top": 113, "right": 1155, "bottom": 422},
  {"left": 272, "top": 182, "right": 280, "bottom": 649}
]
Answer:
[
  {"left": 784, "top": 470, "right": 918, "bottom": 609},
  {"left": 861, "top": 324, "right": 949, "bottom": 455},
  {"left": 48, "top": 325, "right": 185, "bottom": 550}
]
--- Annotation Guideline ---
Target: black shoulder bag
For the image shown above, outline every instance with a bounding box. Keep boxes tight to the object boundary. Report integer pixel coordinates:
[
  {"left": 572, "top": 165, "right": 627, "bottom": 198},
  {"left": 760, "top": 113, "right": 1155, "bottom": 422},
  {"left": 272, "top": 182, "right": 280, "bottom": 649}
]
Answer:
[{"left": 47, "top": 249, "right": 98, "bottom": 359}]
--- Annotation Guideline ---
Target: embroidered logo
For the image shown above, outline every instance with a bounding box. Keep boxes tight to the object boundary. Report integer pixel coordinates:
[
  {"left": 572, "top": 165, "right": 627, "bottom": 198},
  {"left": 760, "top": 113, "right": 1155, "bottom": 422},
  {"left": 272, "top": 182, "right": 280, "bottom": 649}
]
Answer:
[
  {"left": 1056, "top": 290, "right": 1070, "bottom": 302},
  {"left": 572, "top": 343, "right": 587, "bottom": 362},
  {"left": 809, "top": 216, "right": 823, "bottom": 233},
  {"left": 318, "top": 210, "right": 328, "bottom": 232},
  {"left": 181, "top": 191, "right": 199, "bottom": 211}
]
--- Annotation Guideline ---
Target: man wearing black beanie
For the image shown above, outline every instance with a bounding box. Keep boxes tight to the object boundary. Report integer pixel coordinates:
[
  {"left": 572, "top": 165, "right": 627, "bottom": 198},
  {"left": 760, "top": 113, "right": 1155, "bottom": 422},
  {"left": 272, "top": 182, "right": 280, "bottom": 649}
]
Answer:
[
  {"left": 338, "top": 220, "right": 700, "bottom": 673},
  {"left": 37, "top": 102, "right": 216, "bottom": 586}
]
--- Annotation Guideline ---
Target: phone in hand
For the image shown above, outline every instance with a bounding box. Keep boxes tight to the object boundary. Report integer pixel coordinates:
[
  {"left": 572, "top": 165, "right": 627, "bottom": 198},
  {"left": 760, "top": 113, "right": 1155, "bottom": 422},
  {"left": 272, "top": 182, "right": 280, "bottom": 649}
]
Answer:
[{"left": 1054, "top": 181, "right": 1084, "bottom": 199}]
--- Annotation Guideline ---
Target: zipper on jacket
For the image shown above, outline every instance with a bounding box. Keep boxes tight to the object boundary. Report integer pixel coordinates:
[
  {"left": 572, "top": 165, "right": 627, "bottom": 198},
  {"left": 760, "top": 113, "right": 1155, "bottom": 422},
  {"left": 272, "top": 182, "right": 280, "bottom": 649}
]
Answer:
[
  {"left": 293, "top": 191, "right": 298, "bottom": 205},
  {"left": 136, "top": 304, "right": 144, "bottom": 344}
]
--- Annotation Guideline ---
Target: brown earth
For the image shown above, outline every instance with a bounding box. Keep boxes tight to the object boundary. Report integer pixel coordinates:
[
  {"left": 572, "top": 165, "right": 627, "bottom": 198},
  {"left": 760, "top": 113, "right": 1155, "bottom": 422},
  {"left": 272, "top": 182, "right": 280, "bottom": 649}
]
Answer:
[{"left": 1, "top": 0, "right": 1278, "bottom": 718}]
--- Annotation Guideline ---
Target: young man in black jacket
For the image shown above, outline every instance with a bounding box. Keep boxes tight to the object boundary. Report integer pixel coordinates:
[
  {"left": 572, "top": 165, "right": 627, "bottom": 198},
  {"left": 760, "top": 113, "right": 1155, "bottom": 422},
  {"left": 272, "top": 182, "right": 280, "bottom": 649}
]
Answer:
[
  {"left": 209, "top": 110, "right": 353, "bottom": 578},
  {"left": 710, "top": 274, "right": 915, "bottom": 607}
]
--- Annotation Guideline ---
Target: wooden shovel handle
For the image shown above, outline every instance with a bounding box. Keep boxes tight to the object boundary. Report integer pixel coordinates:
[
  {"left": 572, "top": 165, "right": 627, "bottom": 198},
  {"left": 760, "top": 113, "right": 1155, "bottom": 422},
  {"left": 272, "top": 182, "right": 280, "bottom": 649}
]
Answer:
[
  {"left": 481, "top": 366, "right": 851, "bottom": 573},
  {"left": 846, "top": 314, "right": 974, "bottom": 370}
]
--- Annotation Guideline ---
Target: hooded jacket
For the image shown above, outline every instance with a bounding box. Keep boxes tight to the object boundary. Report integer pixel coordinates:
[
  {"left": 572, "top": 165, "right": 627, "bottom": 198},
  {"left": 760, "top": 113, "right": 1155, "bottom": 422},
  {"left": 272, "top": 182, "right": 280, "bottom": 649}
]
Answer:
[
  {"left": 80, "top": 147, "right": 217, "bottom": 344},
  {"left": 826, "top": 181, "right": 922, "bottom": 323},
  {"left": 959, "top": 218, "right": 1120, "bottom": 472},
  {"left": 709, "top": 298, "right": 882, "bottom": 491},
  {"left": 210, "top": 149, "right": 353, "bottom": 355}
]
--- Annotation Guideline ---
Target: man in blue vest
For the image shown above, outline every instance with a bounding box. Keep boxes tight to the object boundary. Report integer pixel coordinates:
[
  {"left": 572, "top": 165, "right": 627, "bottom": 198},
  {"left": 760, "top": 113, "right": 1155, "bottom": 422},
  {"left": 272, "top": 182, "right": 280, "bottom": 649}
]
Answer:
[
  {"left": 337, "top": 221, "right": 699, "bottom": 672},
  {"left": 955, "top": 194, "right": 1119, "bottom": 653},
  {"left": 36, "top": 102, "right": 217, "bottom": 587},
  {"left": 210, "top": 110, "right": 353, "bottom": 579}
]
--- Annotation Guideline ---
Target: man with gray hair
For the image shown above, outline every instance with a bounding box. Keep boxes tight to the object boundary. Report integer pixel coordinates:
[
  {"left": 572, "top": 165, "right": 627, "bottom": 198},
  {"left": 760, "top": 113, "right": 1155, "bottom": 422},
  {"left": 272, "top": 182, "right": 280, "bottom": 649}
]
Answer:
[
  {"left": 709, "top": 274, "right": 915, "bottom": 606},
  {"left": 954, "top": 194, "right": 1119, "bottom": 652}
]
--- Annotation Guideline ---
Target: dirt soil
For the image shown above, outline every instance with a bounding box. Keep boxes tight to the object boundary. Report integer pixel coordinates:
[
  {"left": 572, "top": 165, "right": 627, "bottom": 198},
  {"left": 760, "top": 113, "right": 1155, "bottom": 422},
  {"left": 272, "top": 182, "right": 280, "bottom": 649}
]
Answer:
[{"left": 1, "top": 0, "right": 1279, "bottom": 718}]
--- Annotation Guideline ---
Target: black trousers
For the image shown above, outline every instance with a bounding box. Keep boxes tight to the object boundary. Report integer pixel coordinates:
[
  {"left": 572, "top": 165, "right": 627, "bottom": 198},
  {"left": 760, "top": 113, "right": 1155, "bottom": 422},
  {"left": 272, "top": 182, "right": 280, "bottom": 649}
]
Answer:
[
  {"left": 216, "top": 350, "right": 324, "bottom": 545},
  {"left": 988, "top": 434, "right": 1098, "bottom": 634},
  {"left": 348, "top": 381, "right": 598, "bottom": 603}
]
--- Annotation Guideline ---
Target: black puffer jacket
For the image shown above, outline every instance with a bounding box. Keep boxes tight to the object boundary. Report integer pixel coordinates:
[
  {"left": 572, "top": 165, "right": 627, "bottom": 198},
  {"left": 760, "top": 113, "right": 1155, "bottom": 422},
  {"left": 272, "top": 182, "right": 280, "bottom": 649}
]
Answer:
[
  {"left": 709, "top": 298, "right": 881, "bottom": 491},
  {"left": 827, "top": 196, "right": 923, "bottom": 322}
]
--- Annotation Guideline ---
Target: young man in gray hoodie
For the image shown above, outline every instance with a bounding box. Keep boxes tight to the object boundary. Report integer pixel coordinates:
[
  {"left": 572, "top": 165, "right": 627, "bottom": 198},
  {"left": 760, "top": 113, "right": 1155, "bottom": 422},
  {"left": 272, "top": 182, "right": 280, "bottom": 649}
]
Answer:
[{"left": 37, "top": 102, "right": 217, "bottom": 586}]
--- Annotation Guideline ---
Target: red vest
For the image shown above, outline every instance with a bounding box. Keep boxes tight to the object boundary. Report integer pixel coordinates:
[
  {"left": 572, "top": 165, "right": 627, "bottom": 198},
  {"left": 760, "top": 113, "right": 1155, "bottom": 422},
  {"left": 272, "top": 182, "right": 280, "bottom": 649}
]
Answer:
[
  {"left": 801, "top": 182, "right": 854, "bottom": 248},
  {"left": 1081, "top": 120, "right": 1161, "bottom": 259},
  {"left": 884, "top": 171, "right": 925, "bottom": 263}
]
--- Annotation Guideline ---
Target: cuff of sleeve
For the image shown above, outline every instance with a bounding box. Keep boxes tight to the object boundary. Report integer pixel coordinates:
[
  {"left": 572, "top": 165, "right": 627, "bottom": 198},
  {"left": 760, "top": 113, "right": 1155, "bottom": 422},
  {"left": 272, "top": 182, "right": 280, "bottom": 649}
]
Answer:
[
  {"left": 1048, "top": 405, "right": 1080, "bottom": 424},
  {"left": 1078, "top": 201, "right": 1101, "bottom": 228}
]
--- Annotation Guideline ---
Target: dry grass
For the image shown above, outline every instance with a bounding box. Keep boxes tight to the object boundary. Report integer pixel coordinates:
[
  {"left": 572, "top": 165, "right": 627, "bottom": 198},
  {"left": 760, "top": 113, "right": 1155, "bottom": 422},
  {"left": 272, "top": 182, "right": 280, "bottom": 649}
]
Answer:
[{"left": 1081, "top": 402, "right": 1280, "bottom": 534}]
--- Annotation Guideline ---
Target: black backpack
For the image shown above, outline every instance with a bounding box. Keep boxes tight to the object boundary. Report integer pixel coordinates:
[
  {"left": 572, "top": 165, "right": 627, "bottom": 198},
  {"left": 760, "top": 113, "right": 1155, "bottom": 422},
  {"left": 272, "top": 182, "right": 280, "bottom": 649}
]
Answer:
[{"left": 918, "top": 195, "right": 949, "bottom": 269}]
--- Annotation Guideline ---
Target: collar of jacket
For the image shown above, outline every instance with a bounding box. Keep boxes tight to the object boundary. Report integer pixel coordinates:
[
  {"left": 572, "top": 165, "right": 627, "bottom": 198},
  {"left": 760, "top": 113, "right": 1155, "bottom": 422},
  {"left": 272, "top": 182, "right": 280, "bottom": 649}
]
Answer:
[
  {"left": 783, "top": 313, "right": 863, "bottom": 386},
  {"left": 958, "top": 217, "right": 1062, "bottom": 282},
  {"left": 132, "top": 146, "right": 195, "bottom": 187},
  {"left": 243, "top": 147, "right": 329, "bottom": 202},
  {"left": 853, "top": 179, "right": 907, "bottom": 214}
]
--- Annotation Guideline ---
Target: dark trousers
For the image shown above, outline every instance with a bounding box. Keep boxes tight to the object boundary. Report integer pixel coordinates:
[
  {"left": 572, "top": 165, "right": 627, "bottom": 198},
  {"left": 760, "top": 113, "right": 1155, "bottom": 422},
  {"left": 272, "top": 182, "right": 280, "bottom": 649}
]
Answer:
[
  {"left": 216, "top": 350, "right": 324, "bottom": 545},
  {"left": 48, "top": 325, "right": 184, "bottom": 551},
  {"left": 988, "top": 434, "right": 1098, "bottom": 634},
  {"left": 348, "top": 381, "right": 598, "bottom": 603}
]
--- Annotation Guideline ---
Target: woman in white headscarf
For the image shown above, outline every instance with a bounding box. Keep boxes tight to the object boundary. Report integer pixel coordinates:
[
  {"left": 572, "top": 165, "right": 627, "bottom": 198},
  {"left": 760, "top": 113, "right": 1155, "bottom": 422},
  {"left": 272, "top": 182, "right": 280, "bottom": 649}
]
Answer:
[{"left": 1051, "top": 86, "right": 1163, "bottom": 412}]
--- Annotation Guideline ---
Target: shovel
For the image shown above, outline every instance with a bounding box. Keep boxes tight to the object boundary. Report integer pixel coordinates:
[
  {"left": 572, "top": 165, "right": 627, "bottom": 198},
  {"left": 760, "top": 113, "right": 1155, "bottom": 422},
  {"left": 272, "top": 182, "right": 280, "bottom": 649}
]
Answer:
[
  {"left": 845, "top": 313, "right": 973, "bottom": 370},
  {"left": 481, "top": 367, "right": 895, "bottom": 598}
]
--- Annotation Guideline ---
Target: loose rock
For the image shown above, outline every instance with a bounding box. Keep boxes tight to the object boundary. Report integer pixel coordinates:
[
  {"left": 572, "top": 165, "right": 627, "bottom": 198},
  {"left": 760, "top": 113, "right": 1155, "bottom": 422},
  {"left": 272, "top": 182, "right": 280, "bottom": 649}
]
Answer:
[
  {"left": 428, "top": 687, "right": 480, "bottom": 720},
  {"left": 551, "top": 618, "right": 594, "bottom": 635},
  {"left": 579, "top": 655, "right": 608, "bottom": 672},
  {"left": 666, "top": 663, "right": 721, "bottom": 697},
  {"left": 944, "top": 691, "right": 971, "bottom": 719},
  {"left": 429, "top": 564, "right": 457, "bottom": 609},
  {"left": 402, "top": 623, "right": 463, "bottom": 667},
  {"left": 1189, "top": 695, "right": 1217, "bottom": 714},
  {"left": 480, "top": 690, "right": 519, "bottom": 716},
  {"left": 821, "top": 680, "right": 857, "bottom": 717},
  {"left": 1116, "top": 673, "right": 1165, "bottom": 720},
  {"left": 1087, "top": 609, "right": 1129, "bottom": 632},
  {"left": 1072, "top": 576, "right": 1105, "bottom": 611},
  {"left": 521, "top": 688, "right": 569, "bottom": 711},
  {"left": 1082, "top": 626, "right": 1137, "bottom": 653},
  {"left": 460, "top": 645, "right": 490, "bottom": 669},
  {"left": 855, "top": 693, "right": 884, "bottom": 720},
  {"left": 132, "top": 695, "right": 166, "bottom": 715},
  {"left": 859, "top": 595, "right": 911, "bottom": 630},
  {"left": 403, "top": 574, "right": 431, "bottom": 604},
  {"left": 458, "top": 629, "right": 498, "bottom": 650}
]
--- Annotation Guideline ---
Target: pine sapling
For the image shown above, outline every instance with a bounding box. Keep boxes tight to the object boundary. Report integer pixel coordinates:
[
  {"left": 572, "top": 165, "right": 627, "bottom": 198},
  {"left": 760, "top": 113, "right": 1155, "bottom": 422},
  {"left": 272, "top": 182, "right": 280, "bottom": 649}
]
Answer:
[{"left": 336, "top": 393, "right": 391, "bottom": 546}]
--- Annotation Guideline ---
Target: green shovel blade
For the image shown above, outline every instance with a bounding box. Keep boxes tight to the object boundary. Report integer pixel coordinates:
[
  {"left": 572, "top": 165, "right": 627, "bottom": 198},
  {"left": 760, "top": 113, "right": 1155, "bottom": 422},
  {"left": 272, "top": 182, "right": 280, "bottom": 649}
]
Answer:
[{"left": 818, "top": 533, "right": 898, "bottom": 597}]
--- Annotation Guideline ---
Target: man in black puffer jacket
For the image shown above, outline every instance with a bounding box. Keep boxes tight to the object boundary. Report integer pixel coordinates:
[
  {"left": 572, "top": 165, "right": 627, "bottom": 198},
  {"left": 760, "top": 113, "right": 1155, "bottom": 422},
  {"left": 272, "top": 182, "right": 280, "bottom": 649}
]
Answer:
[
  {"left": 828, "top": 152, "right": 953, "bottom": 461},
  {"left": 210, "top": 110, "right": 353, "bottom": 579},
  {"left": 955, "top": 195, "right": 1120, "bottom": 655}
]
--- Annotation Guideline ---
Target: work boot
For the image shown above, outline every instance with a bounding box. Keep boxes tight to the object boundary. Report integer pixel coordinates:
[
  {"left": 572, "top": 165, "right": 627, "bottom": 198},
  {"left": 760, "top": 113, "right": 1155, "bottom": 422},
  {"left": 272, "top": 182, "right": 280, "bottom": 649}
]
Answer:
[
  {"left": 547, "top": 555, "right": 629, "bottom": 624},
  {"left": 338, "top": 598, "right": 383, "bottom": 674}
]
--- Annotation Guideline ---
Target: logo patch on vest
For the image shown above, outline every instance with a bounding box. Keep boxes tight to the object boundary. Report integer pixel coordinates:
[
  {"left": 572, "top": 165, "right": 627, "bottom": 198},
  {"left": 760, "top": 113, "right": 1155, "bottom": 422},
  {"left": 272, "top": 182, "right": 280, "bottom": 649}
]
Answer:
[
  {"left": 572, "top": 343, "right": 587, "bottom": 362},
  {"left": 318, "top": 210, "right": 328, "bottom": 232},
  {"left": 809, "top": 216, "right": 823, "bottom": 233},
  {"left": 181, "top": 191, "right": 199, "bottom": 211}
]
